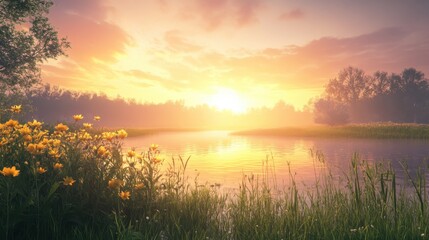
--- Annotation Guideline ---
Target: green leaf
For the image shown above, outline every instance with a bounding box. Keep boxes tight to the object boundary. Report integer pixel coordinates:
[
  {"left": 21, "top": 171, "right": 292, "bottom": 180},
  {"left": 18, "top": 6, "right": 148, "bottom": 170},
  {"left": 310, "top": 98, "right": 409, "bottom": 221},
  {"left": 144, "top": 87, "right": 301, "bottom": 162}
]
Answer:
[{"left": 46, "top": 182, "right": 60, "bottom": 201}]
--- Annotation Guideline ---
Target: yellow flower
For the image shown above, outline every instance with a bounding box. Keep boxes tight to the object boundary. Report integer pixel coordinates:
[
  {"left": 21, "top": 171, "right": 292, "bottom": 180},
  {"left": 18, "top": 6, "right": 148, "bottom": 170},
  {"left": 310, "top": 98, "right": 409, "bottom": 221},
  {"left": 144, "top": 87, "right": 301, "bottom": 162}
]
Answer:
[
  {"left": 19, "top": 126, "right": 31, "bottom": 135},
  {"left": 49, "top": 149, "right": 60, "bottom": 158},
  {"left": 79, "top": 132, "right": 92, "bottom": 140},
  {"left": 102, "top": 132, "right": 116, "bottom": 141},
  {"left": 83, "top": 123, "right": 92, "bottom": 129},
  {"left": 134, "top": 183, "right": 145, "bottom": 190},
  {"left": 0, "top": 138, "right": 9, "bottom": 146},
  {"left": 27, "top": 143, "right": 37, "bottom": 154},
  {"left": 55, "top": 123, "right": 69, "bottom": 132},
  {"left": 97, "top": 146, "right": 107, "bottom": 157},
  {"left": 1, "top": 166, "right": 20, "bottom": 177},
  {"left": 108, "top": 178, "right": 123, "bottom": 189},
  {"left": 37, "top": 167, "right": 47, "bottom": 174},
  {"left": 150, "top": 144, "right": 159, "bottom": 151},
  {"left": 63, "top": 176, "right": 76, "bottom": 186},
  {"left": 127, "top": 150, "right": 136, "bottom": 158},
  {"left": 94, "top": 116, "right": 101, "bottom": 121},
  {"left": 117, "top": 129, "right": 128, "bottom": 139},
  {"left": 10, "top": 105, "right": 21, "bottom": 113},
  {"left": 73, "top": 114, "right": 83, "bottom": 121},
  {"left": 5, "top": 119, "right": 19, "bottom": 128},
  {"left": 36, "top": 142, "right": 46, "bottom": 151},
  {"left": 152, "top": 156, "right": 162, "bottom": 164},
  {"left": 28, "top": 119, "right": 43, "bottom": 128},
  {"left": 50, "top": 139, "right": 61, "bottom": 147},
  {"left": 53, "top": 163, "right": 63, "bottom": 170},
  {"left": 119, "top": 191, "right": 131, "bottom": 200},
  {"left": 23, "top": 135, "right": 32, "bottom": 142}
]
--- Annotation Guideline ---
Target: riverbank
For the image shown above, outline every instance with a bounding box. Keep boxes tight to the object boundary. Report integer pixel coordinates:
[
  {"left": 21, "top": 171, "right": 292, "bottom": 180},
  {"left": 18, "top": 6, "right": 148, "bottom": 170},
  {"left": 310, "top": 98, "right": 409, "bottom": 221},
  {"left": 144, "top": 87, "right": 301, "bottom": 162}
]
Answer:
[
  {"left": 232, "top": 123, "right": 429, "bottom": 139},
  {"left": 1, "top": 116, "right": 428, "bottom": 239}
]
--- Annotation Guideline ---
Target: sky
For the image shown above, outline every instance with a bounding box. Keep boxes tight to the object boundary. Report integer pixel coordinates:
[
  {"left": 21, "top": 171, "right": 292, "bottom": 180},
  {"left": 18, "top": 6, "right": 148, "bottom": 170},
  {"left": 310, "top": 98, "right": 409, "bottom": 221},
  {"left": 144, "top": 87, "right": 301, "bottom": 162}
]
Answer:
[{"left": 42, "top": 0, "right": 429, "bottom": 111}]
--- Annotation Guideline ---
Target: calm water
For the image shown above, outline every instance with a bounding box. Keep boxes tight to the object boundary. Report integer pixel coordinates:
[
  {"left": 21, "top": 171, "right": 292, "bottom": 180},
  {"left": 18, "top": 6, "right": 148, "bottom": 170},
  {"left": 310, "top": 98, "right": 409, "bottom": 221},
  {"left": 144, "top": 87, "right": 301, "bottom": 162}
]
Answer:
[{"left": 124, "top": 131, "right": 429, "bottom": 189}]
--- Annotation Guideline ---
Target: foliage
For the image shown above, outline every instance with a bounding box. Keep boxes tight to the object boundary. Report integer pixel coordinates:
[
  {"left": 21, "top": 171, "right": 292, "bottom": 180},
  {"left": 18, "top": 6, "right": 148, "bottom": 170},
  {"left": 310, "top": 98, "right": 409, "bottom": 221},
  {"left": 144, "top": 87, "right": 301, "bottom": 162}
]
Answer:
[
  {"left": 25, "top": 84, "right": 312, "bottom": 128},
  {"left": 313, "top": 98, "right": 349, "bottom": 125},
  {"left": 0, "top": 0, "right": 69, "bottom": 108},
  {"left": 315, "top": 67, "right": 429, "bottom": 124}
]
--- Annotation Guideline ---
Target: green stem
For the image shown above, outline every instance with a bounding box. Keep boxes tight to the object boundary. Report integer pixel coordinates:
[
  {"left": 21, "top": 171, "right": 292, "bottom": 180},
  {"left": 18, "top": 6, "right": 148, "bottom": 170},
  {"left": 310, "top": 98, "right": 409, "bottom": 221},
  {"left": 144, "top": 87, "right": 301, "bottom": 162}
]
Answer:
[
  {"left": 6, "top": 181, "right": 10, "bottom": 240},
  {"left": 35, "top": 172, "right": 40, "bottom": 240}
]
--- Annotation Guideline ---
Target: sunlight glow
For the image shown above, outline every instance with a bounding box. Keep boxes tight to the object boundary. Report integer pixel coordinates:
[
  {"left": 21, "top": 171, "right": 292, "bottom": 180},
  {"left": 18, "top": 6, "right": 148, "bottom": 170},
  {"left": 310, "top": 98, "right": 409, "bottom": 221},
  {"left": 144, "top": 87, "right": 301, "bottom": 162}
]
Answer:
[{"left": 208, "top": 88, "right": 248, "bottom": 114}]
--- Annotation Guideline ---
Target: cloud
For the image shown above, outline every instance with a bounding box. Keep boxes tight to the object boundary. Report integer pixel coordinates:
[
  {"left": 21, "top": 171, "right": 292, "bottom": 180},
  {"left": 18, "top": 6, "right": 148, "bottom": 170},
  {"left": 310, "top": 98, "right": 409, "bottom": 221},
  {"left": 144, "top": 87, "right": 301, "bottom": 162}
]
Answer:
[
  {"left": 50, "top": 0, "right": 133, "bottom": 64},
  {"left": 43, "top": 0, "right": 134, "bottom": 91},
  {"left": 278, "top": 9, "right": 304, "bottom": 21},
  {"left": 180, "top": 0, "right": 262, "bottom": 31},
  {"left": 164, "top": 31, "right": 203, "bottom": 53},
  {"left": 152, "top": 27, "right": 429, "bottom": 93}
]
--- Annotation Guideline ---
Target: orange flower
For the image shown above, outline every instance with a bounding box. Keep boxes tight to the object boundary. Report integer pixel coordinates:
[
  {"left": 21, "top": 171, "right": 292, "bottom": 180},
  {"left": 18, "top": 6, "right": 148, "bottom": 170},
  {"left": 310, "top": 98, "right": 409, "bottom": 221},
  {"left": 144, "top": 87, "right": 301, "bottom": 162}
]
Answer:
[
  {"left": 27, "top": 143, "right": 37, "bottom": 154},
  {"left": 119, "top": 191, "right": 131, "bottom": 200},
  {"left": 83, "top": 123, "right": 92, "bottom": 129},
  {"left": 94, "top": 116, "right": 101, "bottom": 121},
  {"left": 73, "top": 114, "right": 83, "bottom": 121},
  {"left": 37, "top": 167, "right": 47, "bottom": 174},
  {"left": 36, "top": 142, "right": 46, "bottom": 151},
  {"left": 63, "top": 176, "right": 76, "bottom": 186},
  {"left": 53, "top": 163, "right": 63, "bottom": 170},
  {"left": 127, "top": 150, "right": 136, "bottom": 158},
  {"left": 5, "top": 119, "right": 19, "bottom": 128},
  {"left": 55, "top": 123, "right": 69, "bottom": 132},
  {"left": 23, "top": 135, "right": 32, "bottom": 142},
  {"left": 108, "top": 178, "right": 123, "bottom": 189},
  {"left": 1, "top": 166, "right": 20, "bottom": 177}
]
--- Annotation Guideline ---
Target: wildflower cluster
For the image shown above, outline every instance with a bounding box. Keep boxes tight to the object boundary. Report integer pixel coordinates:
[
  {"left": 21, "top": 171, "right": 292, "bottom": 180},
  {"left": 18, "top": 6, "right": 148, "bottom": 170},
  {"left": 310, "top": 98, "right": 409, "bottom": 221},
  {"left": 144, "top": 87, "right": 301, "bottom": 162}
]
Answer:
[{"left": 0, "top": 107, "right": 169, "bottom": 233}]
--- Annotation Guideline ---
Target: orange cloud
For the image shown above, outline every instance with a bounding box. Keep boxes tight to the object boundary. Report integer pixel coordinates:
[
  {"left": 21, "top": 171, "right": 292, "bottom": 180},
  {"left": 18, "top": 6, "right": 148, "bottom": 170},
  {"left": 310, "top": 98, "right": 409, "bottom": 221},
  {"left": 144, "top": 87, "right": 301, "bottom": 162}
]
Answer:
[
  {"left": 50, "top": 0, "right": 133, "bottom": 64},
  {"left": 179, "top": 0, "right": 262, "bottom": 31},
  {"left": 278, "top": 9, "right": 304, "bottom": 21},
  {"left": 145, "top": 27, "right": 429, "bottom": 93}
]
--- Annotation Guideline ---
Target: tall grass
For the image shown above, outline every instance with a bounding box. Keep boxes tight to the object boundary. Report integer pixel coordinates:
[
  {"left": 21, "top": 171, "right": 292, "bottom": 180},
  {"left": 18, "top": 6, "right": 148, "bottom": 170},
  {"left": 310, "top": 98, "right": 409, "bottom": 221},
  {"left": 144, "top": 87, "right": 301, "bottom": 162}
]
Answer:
[{"left": 1, "top": 108, "right": 428, "bottom": 239}]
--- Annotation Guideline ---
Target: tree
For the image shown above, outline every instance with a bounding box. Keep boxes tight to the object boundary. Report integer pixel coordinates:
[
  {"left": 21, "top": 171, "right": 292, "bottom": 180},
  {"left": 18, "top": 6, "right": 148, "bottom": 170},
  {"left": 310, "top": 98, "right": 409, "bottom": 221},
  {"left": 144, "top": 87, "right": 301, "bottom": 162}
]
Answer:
[
  {"left": 389, "top": 68, "right": 429, "bottom": 122},
  {"left": 313, "top": 98, "right": 349, "bottom": 125},
  {"left": 0, "top": 0, "right": 69, "bottom": 100},
  {"left": 314, "top": 67, "right": 429, "bottom": 124},
  {"left": 325, "top": 67, "right": 369, "bottom": 104}
]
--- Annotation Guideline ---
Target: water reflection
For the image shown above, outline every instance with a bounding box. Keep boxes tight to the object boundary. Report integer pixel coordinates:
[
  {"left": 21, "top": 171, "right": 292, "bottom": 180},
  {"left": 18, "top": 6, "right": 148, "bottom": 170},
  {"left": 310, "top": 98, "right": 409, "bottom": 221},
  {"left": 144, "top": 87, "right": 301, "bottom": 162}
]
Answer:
[{"left": 124, "top": 131, "right": 429, "bottom": 189}]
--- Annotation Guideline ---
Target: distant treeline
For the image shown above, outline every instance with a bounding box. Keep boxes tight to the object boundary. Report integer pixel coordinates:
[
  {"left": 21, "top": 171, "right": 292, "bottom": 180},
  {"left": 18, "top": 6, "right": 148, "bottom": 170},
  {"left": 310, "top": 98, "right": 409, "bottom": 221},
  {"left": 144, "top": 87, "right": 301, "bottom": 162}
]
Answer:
[
  {"left": 314, "top": 67, "right": 429, "bottom": 125},
  {"left": 23, "top": 85, "right": 312, "bottom": 128}
]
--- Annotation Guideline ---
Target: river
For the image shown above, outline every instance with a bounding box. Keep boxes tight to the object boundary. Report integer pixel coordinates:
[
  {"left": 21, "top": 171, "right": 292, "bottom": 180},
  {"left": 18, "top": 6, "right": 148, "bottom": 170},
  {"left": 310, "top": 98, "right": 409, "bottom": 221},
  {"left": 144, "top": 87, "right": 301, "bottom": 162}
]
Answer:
[{"left": 124, "top": 131, "right": 429, "bottom": 190}]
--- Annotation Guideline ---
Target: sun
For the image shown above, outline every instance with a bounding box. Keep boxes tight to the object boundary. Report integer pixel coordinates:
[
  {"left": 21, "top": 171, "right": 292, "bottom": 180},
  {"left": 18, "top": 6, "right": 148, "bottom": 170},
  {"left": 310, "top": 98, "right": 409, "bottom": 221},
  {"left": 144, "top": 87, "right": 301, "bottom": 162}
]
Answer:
[{"left": 208, "top": 88, "right": 247, "bottom": 114}]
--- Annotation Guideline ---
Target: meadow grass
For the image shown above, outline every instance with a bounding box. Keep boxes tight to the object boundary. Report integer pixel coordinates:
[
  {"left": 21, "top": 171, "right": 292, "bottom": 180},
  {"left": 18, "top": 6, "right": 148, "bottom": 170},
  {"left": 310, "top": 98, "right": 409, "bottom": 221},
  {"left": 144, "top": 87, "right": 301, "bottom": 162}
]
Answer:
[
  {"left": 0, "top": 109, "right": 428, "bottom": 239},
  {"left": 233, "top": 123, "right": 429, "bottom": 139}
]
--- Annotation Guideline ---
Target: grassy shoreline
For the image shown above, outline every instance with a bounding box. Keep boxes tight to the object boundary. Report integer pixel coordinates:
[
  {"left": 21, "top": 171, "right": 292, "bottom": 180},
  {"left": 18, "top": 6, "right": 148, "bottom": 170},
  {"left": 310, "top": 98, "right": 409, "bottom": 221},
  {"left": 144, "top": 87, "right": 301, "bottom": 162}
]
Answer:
[
  {"left": 232, "top": 123, "right": 429, "bottom": 139},
  {"left": 1, "top": 115, "right": 429, "bottom": 239}
]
